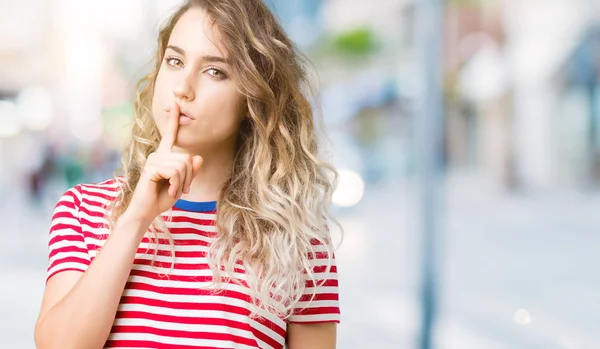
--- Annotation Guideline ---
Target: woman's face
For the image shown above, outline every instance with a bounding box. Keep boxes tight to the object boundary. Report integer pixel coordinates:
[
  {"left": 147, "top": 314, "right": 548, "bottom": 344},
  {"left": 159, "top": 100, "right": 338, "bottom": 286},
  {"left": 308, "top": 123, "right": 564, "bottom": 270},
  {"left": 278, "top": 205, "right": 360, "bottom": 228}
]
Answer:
[{"left": 152, "top": 7, "right": 246, "bottom": 153}]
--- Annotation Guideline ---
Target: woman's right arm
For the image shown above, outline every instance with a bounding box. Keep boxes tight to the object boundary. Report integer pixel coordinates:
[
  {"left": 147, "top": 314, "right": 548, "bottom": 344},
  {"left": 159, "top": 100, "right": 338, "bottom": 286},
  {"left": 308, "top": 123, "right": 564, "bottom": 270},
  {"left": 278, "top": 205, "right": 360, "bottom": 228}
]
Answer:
[
  {"left": 34, "top": 213, "right": 152, "bottom": 349},
  {"left": 34, "top": 102, "right": 203, "bottom": 349}
]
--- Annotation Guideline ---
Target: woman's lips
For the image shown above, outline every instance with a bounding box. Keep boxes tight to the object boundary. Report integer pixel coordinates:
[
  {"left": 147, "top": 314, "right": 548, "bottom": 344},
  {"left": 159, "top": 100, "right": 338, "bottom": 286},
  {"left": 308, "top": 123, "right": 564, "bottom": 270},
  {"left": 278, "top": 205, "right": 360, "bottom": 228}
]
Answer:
[
  {"left": 178, "top": 108, "right": 195, "bottom": 126},
  {"left": 179, "top": 114, "right": 194, "bottom": 125}
]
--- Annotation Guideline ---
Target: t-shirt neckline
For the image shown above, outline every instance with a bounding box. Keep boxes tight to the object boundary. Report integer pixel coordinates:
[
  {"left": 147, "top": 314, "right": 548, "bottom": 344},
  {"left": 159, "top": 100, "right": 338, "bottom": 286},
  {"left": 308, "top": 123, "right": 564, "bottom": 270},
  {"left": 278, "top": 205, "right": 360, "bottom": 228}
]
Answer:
[{"left": 173, "top": 199, "right": 217, "bottom": 212}]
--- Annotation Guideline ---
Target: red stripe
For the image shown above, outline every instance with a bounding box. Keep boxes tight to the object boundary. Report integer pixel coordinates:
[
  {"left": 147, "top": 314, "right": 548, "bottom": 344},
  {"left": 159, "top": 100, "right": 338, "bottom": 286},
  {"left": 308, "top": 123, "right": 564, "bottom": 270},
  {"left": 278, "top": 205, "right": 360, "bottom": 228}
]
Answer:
[
  {"left": 124, "top": 281, "right": 252, "bottom": 301},
  {"left": 81, "top": 243, "right": 209, "bottom": 254},
  {"left": 128, "top": 269, "right": 249, "bottom": 287},
  {"left": 79, "top": 197, "right": 111, "bottom": 208},
  {"left": 135, "top": 249, "right": 209, "bottom": 258},
  {"left": 120, "top": 296, "right": 251, "bottom": 316},
  {"left": 48, "top": 245, "right": 88, "bottom": 259},
  {"left": 80, "top": 189, "right": 116, "bottom": 202},
  {"left": 309, "top": 238, "right": 331, "bottom": 245},
  {"left": 168, "top": 215, "right": 216, "bottom": 226},
  {"left": 79, "top": 205, "right": 107, "bottom": 218},
  {"left": 138, "top": 237, "right": 211, "bottom": 247},
  {"left": 48, "top": 256, "right": 90, "bottom": 271},
  {"left": 81, "top": 184, "right": 116, "bottom": 191},
  {"left": 172, "top": 207, "right": 216, "bottom": 214},
  {"left": 287, "top": 319, "right": 340, "bottom": 324},
  {"left": 110, "top": 325, "right": 259, "bottom": 347},
  {"left": 48, "top": 231, "right": 85, "bottom": 246},
  {"left": 293, "top": 306, "right": 340, "bottom": 316},
  {"left": 46, "top": 267, "right": 85, "bottom": 283},
  {"left": 132, "top": 258, "right": 246, "bottom": 273},
  {"left": 312, "top": 265, "right": 337, "bottom": 273},
  {"left": 305, "top": 279, "right": 338, "bottom": 288},
  {"left": 51, "top": 210, "right": 77, "bottom": 221},
  {"left": 80, "top": 217, "right": 108, "bottom": 230},
  {"left": 56, "top": 188, "right": 79, "bottom": 205},
  {"left": 307, "top": 251, "right": 331, "bottom": 259},
  {"left": 298, "top": 292, "right": 339, "bottom": 302},
  {"left": 104, "top": 339, "right": 253, "bottom": 349},
  {"left": 167, "top": 228, "right": 217, "bottom": 238},
  {"left": 53, "top": 201, "right": 76, "bottom": 211},
  {"left": 81, "top": 179, "right": 120, "bottom": 190}
]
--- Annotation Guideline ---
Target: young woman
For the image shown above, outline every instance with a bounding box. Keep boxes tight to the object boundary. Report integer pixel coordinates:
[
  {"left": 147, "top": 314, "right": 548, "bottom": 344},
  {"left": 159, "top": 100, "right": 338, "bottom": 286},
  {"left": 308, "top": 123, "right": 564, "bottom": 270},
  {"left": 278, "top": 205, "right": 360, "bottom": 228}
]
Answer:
[{"left": 33, "top": 1, "right": 340, "bottom": 348}]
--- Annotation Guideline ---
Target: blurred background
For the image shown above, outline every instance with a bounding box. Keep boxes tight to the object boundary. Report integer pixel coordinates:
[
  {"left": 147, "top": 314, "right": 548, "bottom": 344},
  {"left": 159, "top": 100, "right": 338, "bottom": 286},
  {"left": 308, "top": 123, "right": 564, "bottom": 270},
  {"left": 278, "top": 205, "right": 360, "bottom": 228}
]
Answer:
[{"left": 1, "top": 0, "right": 600, "bottom": 348}]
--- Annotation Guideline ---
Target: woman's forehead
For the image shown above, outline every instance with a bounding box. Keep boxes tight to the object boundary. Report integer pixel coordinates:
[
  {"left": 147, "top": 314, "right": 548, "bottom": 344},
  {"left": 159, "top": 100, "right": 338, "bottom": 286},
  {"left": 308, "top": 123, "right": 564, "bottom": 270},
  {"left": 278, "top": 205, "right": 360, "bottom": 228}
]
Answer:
[{"left": 169, "top": 7, "right": 228, "bottom": 60}]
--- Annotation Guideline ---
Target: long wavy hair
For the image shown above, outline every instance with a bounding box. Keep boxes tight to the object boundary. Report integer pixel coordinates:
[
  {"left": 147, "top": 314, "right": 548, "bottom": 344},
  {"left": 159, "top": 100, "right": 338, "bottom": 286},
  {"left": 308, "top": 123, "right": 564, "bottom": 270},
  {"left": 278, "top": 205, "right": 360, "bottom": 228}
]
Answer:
[{"left": 107, "top": 0, "right": 340, "bottom": 319}]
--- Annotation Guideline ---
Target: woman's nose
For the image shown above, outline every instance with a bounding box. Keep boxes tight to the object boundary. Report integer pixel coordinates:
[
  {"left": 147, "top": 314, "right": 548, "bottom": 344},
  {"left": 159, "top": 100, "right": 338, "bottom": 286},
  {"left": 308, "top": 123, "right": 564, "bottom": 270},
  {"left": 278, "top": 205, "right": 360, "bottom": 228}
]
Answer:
[{"left": 173, "top": 74, "right": 195, "bottom": 101}]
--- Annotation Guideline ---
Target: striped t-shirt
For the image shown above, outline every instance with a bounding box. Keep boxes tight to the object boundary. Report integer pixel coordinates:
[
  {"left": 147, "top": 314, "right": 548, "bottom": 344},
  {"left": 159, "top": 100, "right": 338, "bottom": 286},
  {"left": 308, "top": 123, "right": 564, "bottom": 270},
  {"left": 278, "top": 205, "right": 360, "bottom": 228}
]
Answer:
[{"left": 46, "top": 178, "right": 340, "bottom": 349}]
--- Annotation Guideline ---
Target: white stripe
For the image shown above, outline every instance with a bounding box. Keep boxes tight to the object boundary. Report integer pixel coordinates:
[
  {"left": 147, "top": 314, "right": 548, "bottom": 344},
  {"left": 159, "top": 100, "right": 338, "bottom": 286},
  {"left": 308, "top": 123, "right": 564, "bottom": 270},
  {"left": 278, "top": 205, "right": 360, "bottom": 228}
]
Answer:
[
  {"left": 138, "top": 242, "right": 210, "bottom": 252},
  {"left": 80, "top": 202, "right": 110, "bottom": 216},
  {"left": 304, "top": 273, "right": 338, "bottom": 281},
  {"left": 131, "top": 254, "right": 221, "bottom": 265},
  {"left": 80, "top": 185, "right": 119, "bottom": 197},
  {"left": 80, "top": 192, "right": 112, "bottom": 206},
  {"left": 49, "top": 239, "right": 86, "bottom": 250},
  {"left": 79, "top": 211, "right": 109, "bottom": 225},
  {"left": 113, "top": 317, "right": 255, "bottom": 339},
  {"left": 53, "top": 198, "right": 76, "bottom": 210},
  {"left": 293, "top": 299, "right": 340, "bottom": 308},
  {"left": 168, "top": 210, "right": 217, "bottom": 220},
  {"left": 47, "top": 262, "right": 87, "bottom": 276},
  {"left": 50, "top": 251, "right": 89, "bottom": 263},
  {"left": 307, "top": 258, "right": 336, "bottom": 266},
  {"left": 82, "top": 179, "right": 121, "bottom": 188},
  {"left": 167, "top": 221, "right": 218, "bottom": 232},
  {"left": 309, "top": 245, "right": 336, "bottom": 253},
  {"left": 125, "top": 274, "right": 251, "bottom": 293},
  {"left": 122, "top": 287, "right": 254, "bottom": 306},
  {"left": 160, "top": 232, "right": 215, "bottom": 243},
  {"left": 302, "top": 286, "right": 339, "bottom": 294},
  {"left": 254, "top": 339, "right": 272, "bottom": 349},
  {"left": 128, "top": 274, "right": 217, "bottom": 287},
  {"left": 107, "top": 332, "right": 258, "bottom": 349},
  {"left": 49, "top": 229, "right": 82, "bottom": 243},
  {"left": 50, "top": 217, "right": 79, "bottom": 229},
  {"left": 288, "top": 313, "right": 340, "bottom": 323},
  {"left": 129, "top": 263, "right": 246, "bottom": 279},
  {"left": 125, "top": 284, "right": 280, "bottom": 317},
  {"left": 50, "top": 251, "right": 90, "bottom": 262}
]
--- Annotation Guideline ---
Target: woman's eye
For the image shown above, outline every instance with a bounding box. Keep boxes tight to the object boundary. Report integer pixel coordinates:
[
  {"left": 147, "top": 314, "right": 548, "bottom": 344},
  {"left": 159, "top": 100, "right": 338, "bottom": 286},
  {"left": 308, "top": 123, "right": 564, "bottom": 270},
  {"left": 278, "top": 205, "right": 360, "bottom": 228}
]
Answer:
[
  {"left": 207, "top": 68, "right": 226, "bottom": 79},
  {"left": 166, "top": 57, "right": 183, "bottom": 68}
]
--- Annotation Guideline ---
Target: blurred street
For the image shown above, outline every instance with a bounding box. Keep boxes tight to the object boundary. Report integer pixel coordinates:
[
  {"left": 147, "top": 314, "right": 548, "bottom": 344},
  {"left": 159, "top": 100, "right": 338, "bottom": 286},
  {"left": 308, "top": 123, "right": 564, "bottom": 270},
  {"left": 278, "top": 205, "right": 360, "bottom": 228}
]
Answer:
[{"left": 2, "top": 172, "right": 600, "bottom": 349}]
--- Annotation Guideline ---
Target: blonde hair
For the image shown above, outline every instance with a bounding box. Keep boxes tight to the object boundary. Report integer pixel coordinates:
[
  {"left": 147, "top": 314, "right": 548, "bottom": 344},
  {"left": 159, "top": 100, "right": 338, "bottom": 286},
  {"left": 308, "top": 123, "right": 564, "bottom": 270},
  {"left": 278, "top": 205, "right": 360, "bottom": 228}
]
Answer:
[{"left": 108, "top": 0, "right": 340, "bottom": 319}]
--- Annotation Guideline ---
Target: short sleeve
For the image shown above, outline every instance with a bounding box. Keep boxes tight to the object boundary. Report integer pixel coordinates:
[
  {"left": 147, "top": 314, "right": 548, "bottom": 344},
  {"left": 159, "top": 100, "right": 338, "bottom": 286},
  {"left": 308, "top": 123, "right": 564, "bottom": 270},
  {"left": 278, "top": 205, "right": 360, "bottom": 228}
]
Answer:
[
  {"left": 288, "top": 241, "right": 340, "bottom": 324},
  {"left": 46, "top": 185, "right": 91, "bottom": 282}
]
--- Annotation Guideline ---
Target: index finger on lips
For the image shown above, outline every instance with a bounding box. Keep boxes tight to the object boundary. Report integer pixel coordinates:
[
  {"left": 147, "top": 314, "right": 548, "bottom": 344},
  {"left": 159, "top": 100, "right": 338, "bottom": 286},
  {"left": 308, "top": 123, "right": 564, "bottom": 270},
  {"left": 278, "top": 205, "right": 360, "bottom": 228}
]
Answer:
[{"left": 157, "top": 101, "right": 180, "bottom": 153}]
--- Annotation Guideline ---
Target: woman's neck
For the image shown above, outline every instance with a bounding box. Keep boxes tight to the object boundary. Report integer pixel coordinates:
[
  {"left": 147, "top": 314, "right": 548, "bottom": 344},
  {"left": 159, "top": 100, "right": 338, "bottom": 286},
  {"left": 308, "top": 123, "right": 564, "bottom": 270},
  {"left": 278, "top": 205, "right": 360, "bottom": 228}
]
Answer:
[{"left": 173, "top": 143, "right": 236, "bottom": 202}]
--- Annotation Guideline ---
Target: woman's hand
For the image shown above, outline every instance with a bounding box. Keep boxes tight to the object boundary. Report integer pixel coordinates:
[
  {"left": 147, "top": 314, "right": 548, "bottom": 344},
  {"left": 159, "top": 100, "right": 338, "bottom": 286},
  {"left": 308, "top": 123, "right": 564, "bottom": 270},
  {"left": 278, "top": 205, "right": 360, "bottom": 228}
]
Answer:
[{"left": 126, "top": 102, "right": 203, "bottom": 223}]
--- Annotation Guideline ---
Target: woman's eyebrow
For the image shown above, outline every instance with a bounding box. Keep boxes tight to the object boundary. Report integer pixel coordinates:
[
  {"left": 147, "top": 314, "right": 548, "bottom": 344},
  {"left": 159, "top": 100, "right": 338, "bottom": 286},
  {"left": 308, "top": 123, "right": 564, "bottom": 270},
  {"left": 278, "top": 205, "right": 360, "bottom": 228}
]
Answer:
[{"left": 166, "top": 45, "right": 229, "bottom": 64}]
